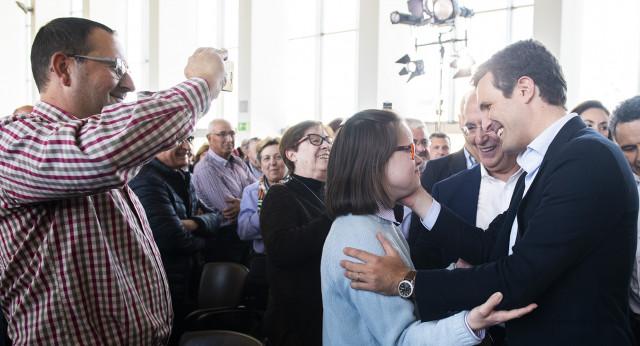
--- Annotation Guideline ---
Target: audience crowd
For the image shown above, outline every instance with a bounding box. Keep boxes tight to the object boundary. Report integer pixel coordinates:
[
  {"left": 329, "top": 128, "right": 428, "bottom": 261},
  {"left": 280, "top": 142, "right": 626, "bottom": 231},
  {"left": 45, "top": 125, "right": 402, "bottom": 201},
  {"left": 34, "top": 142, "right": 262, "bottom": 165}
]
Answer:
[{"left": 0, "top": 16, "right": 639, "bottom": 346}]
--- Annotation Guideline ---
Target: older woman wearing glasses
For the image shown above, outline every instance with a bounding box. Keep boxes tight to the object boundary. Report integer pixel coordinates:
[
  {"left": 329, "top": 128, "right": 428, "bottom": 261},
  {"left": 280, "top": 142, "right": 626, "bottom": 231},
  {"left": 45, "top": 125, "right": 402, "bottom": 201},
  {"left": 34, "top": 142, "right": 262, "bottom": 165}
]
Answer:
[{"left": 260, "top": 121, "right": 333, "bottom": 346}]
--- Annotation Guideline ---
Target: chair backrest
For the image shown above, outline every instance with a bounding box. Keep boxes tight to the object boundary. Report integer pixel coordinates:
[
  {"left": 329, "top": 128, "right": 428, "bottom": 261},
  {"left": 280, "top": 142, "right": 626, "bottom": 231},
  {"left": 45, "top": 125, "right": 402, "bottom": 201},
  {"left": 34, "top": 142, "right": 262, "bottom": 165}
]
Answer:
[
  {"left": 179, "top": 330, "right": 263, "bottom": 346},
  {"left": 198, "top": 262, "right": 249, "bottom": 309}
]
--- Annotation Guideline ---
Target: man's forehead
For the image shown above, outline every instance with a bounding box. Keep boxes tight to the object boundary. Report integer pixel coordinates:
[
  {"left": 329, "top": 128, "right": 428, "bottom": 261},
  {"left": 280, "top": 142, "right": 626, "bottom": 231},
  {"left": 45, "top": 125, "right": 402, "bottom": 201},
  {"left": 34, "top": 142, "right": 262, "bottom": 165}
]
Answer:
[{"left": 410, "top": 127, "right": 426, "bottom": 139}]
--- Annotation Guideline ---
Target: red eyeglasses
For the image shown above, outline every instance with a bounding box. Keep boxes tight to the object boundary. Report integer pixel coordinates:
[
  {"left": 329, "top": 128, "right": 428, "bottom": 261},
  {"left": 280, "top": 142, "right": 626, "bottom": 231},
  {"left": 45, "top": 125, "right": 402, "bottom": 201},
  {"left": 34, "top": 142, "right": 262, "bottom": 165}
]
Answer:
[{"left": 395, "top": 144, "right": 415, "bottom": 160}]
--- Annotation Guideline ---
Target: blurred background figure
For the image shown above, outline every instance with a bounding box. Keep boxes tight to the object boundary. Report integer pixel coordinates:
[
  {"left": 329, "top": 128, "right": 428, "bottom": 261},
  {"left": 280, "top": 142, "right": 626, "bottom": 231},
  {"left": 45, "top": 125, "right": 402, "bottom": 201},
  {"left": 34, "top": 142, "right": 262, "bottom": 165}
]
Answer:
[
  {"left": 13, "top": 105, "right": 33, "bottom": 114},
  {"left": 571, "top": 100, "right": 612, "bottom": 140},
  {"left": 405, "top": 117, "right": 430, "bottom": 172},
  {"left": 245, "top": 137, "right": 264, "bottom": 179},
  {"left": 428, "top": 132, "right": 450, "bottom": 159},
  {"left": 327, "top": 117, "right": 344, "bottom": 135}
]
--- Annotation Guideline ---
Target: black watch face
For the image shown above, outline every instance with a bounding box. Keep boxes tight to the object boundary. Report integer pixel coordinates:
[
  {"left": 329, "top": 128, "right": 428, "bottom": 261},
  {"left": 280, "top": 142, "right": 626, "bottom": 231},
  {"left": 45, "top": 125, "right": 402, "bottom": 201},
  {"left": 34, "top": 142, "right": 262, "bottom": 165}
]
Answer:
[{"left": 399, "top": 281, "right": 413, "bottom": 298}]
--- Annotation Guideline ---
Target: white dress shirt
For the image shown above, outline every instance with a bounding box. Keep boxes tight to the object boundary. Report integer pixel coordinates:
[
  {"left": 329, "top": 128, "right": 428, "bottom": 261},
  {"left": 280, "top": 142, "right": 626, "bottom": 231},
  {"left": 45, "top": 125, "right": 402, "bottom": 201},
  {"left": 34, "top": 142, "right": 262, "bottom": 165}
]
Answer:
[
  {"left": 476, "top": 165, "right": 524, "bottom": 230},
  {"left": 507, "top": 113, "right": 576, "bottom": 254},
  {"left": 422, "top": 113, "right": 578, "bottom": 255}
]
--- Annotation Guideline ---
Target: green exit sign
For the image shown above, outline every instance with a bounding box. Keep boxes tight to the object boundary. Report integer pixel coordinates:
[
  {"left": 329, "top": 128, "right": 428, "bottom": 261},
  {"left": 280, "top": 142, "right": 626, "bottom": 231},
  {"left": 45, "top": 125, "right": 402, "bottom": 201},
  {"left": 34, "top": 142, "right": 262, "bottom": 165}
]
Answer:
[{"left": 238, "top": 122, "right": 250, "bottom": 131}]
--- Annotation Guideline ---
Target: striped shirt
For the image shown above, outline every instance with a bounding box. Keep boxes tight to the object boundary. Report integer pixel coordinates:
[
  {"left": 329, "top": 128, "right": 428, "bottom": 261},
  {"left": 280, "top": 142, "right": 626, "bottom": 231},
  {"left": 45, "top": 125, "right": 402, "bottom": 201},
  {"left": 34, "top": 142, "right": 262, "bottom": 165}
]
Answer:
[
  {"left": 0, "top": 78, "right": 211, "bottom": 345},
  {"left": 192, "top": 151, "right": 256, "bottom": 227}
]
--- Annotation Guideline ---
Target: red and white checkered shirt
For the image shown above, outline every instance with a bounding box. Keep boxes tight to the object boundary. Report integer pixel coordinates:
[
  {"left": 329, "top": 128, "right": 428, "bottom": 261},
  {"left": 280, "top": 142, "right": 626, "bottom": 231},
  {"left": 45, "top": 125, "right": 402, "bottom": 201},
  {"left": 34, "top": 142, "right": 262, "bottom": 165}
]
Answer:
[{"left": 0, "top": 78, "right": 211, "bottom": 345}]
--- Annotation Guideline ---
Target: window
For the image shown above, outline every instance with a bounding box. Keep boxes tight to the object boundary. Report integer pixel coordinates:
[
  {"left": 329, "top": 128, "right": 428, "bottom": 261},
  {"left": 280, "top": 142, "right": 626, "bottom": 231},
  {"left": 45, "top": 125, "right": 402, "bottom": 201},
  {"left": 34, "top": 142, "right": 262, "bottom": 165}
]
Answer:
[{"left": 285, "top": 0, "right": 359, "bottom": 125}]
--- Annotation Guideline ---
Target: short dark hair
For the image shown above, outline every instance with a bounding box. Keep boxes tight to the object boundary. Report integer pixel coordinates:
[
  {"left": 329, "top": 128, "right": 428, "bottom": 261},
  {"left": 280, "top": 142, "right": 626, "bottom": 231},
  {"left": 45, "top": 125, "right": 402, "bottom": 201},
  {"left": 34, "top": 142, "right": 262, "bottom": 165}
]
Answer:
[
  {"left": 325, "top": 109, "right": 403, "bottom": 219},
  {"left": 429, "top": 132, "right": 449, "bottom": 144},
  {"left": 472, "top": 39, "right": 567, "bottom": 108},
  {"left": 256, "top": 137, "right": 281, "bottom": 163},
  {"left": 570, "top": 100, "right": 610, "bottom": 116},
  {"left": 31, "top": 17, "right": 115, "bottom": 93},
  {"left": 280, "top": 120, "right": 322, "bottom": 173},
  {"left": 610, "top": 96, "right": 640, "bottom": 141}
]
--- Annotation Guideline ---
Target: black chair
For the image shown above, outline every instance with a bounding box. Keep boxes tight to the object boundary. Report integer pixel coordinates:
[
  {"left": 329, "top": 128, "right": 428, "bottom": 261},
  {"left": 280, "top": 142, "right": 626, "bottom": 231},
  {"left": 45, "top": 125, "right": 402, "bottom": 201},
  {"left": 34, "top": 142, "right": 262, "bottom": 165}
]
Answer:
[
  {"left": 179, "top": 330, "right": 263, "bottom": 346},
  {"left": 184, "top": 262, "right": 263, "bottom": 339},
  {"left": 197, "top": 262, "right": 249, "bottom": 309}
]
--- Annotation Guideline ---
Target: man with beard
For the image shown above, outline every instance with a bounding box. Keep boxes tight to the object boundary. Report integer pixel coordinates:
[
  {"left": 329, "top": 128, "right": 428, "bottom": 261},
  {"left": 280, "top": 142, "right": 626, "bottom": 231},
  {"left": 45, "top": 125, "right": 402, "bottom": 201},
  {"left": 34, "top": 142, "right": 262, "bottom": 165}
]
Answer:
[{"left": 193, "top": 119, "right": 256, "bottom": 264}]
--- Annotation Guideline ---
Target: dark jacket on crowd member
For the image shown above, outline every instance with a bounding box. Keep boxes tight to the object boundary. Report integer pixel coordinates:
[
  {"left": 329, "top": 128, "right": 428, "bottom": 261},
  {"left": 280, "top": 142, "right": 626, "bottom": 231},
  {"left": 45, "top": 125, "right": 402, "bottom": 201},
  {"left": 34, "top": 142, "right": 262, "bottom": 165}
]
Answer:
[
  {"left": 129, "top": 158, "right": 220, "bottom": 305},
  {"left": 259, "top": 174, "right": 333, "bottom": 346}
]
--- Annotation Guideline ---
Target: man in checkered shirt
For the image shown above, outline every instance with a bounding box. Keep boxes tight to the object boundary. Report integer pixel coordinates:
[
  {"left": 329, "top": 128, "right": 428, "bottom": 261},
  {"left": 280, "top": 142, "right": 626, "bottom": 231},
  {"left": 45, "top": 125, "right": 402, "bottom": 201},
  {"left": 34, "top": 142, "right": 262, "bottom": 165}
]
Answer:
[{"left": 0, "top": 17, "right": 227, "bottom": 345}]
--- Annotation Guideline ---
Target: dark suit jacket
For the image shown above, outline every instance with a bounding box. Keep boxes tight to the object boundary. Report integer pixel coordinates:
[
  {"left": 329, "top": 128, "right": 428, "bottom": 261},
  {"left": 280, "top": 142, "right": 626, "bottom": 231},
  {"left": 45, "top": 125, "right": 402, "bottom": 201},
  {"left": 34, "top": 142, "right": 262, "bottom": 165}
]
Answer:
[
  {"left": 414, "top": 117, "right": 638, "bottom": 345},
  {"left": 420, "top": 148, "right": 468, "bottom": 193},
  {"left": 412, "top": 165, "right": 482, "bottom": 269}
]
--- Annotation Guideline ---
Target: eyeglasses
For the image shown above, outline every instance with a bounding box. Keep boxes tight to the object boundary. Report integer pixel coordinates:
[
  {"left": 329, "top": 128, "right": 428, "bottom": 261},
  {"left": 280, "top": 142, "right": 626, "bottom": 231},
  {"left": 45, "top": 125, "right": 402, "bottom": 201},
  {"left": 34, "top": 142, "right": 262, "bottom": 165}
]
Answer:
[
  {"left": 461, "top": 124, "right": 486, "bottom": 137},
  {"left": 184, "top": 136, "right": 194, "bottom": 144},
  {"left": 213, "top": 131, "right": 236, "bottom": 138},
  {"left": 413, "top": 139, "right": 428, "bottom": 148},
  {"left": 396, "top": 144, "right": 415, "bottom": 160},
  {"left": 66, "top": 54, "right": 130, "bottom": 80},
  {"left": 296, "top": 134, "right": 334, "bottom": 146}
]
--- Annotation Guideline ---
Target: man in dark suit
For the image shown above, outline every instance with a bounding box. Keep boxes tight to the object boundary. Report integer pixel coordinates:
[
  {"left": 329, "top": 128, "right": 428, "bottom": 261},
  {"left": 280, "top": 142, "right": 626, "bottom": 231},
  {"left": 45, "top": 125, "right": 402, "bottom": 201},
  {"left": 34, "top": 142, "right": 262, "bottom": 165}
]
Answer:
[
  {"left": 341, "top": 40, "right": 637, "bottom": 345},
  {"left": 421, "top": 92, "right": 480, "bottom": 193},
  {"left": 416, "top": 92, "right": 522, "bottom": 270}
]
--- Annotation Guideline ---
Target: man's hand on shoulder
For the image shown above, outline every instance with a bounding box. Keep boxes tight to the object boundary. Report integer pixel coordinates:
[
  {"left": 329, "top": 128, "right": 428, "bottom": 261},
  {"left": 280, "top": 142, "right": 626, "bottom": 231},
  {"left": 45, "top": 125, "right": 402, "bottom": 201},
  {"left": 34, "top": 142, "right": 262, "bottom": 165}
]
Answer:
[
  {"left": 184, "top": 48, "right": 228, "bottom": 100},
  {"left": 340, "top": 232, "right": 408, "bottom": 296}
]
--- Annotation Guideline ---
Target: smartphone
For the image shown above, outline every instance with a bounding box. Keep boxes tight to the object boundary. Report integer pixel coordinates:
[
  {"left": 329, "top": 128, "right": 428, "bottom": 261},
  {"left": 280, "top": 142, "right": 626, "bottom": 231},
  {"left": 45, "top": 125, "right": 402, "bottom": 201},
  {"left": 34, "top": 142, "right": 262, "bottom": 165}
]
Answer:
[{"left": 222, "top": 60, "right": 234, "bottom": 92}]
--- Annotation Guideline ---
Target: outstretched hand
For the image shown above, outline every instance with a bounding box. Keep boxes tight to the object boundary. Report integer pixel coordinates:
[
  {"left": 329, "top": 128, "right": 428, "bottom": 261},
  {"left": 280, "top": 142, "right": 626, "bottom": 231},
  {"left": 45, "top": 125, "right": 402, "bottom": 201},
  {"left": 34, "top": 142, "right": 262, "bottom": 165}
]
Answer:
[
  {"left": 340, "top": 232, "right": 408, "bottom": 296},
  {"left": 184, "top": 48, "right": 228, "bottom": 99},
  {"left": 467, "top": 292, "right": 537, "bottom": 331}
]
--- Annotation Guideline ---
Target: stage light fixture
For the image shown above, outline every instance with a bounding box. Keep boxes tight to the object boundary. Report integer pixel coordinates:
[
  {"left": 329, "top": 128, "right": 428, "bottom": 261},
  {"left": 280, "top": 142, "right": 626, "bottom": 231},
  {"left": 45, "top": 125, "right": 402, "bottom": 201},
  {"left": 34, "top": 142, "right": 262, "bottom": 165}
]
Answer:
[
  {"left": 450, "top": 53, "right": 475, "bottom": 79},
  {"left": 390, "top": 11, "right": 424, "bottom": 26},
  {"left": 424, "top": 0, "right": 474, "bottom": 25},
  {"left": 396, "top": 55, "right": 425, "bottom": 82}
]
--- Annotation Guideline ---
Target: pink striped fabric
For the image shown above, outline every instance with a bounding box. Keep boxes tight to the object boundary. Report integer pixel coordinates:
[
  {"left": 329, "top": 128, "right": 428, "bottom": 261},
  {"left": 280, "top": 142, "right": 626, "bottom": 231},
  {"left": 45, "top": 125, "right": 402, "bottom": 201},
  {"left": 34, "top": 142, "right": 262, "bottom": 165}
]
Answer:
[{"left": 0, "top": 78, "right": 211, "bottom": 345}]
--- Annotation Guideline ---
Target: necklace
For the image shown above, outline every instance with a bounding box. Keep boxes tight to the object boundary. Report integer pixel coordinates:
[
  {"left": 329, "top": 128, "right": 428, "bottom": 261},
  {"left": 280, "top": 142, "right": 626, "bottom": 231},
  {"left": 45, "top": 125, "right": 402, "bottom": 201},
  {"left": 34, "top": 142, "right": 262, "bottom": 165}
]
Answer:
[{"left": 291, "top": 175, "right": 326, "bottom": 208}]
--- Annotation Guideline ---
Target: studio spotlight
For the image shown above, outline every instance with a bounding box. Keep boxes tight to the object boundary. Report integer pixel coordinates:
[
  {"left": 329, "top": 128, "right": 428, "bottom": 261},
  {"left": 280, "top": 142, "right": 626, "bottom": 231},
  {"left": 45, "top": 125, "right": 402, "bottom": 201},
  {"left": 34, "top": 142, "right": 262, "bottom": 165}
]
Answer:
[
  {"left": 390, "top": 11, "right": 424, "bottom": 26},
  {"left": 425, "top": 0, "right": 474, "bottom": 25},
  {"left": 396, "top": 55, "right": 425, "bottom": 82},
  {"left": 450, "top": 53, "right": 475, "bottom": 79}
]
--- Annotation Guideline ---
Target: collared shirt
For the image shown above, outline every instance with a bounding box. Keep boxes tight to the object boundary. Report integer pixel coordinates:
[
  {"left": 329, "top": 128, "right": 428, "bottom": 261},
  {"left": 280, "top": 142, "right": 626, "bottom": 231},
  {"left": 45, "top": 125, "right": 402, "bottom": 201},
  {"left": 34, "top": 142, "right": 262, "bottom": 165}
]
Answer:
[
  {"left": 193, "top": 150, "right": 257, "bottom": 227},
  {"left": 507, "top": 113, "right": 577, "bottom": 254},
  {"left": 248, "top": 161, "right": 264, "bottom": 180},
  {"left": 0, "top": 78, "right": 211, "bottom": 345},
  {"left": 463, "top": 147, "right": 477, "bottom": 169},
  {"left": 476, "top": 165, "right": 525, "bottom": 229},
  {"left": 422, "top": 114, "right": 577, "bottom": 245},
  {"left": 631, "top": 174, "right": 640, "bottom": 314},
  {"left": 238, "top": 179, "right": 267, "bottom": 253}
]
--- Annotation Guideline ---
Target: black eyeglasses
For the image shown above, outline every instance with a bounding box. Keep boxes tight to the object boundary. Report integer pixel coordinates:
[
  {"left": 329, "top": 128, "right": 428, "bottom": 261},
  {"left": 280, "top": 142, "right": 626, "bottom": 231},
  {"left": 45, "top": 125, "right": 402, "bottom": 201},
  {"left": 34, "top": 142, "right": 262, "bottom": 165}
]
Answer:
[
  {"left": 213, "top": 131, "right": 236, "bottom": 138},
  {"left": 297, "top": 134, "right": 334, "bottom": 146},
  {"left": 396, "top": 144, "right": 415, "bottom": 160},
  {"left": 66, "top": 54, "right": 130, "bottom": 80}
]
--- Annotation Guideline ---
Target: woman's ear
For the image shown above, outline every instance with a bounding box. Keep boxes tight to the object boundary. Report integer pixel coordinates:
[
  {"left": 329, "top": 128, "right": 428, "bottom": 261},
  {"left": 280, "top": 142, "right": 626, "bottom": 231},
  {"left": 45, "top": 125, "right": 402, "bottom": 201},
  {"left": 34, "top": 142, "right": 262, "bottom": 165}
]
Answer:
[{"left": 285, "top": 148, "right": 297, "bottom": 162}]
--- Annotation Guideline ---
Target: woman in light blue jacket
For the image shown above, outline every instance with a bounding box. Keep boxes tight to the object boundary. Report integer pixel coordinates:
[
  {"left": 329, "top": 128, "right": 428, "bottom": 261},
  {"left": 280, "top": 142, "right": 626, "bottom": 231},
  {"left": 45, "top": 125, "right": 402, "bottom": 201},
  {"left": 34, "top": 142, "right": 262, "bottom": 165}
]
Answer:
[{"left": 321, "top": 109, "right": 535, "bottom": 345}]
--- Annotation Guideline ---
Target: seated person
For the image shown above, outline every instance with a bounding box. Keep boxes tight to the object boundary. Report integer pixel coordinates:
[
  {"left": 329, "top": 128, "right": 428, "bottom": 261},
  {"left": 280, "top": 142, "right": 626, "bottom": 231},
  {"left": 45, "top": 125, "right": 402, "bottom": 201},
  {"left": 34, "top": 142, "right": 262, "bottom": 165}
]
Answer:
[
  {"left": 128, "top": 137, "right": 220, "bottom": 345},
  {"left": 321, "top": 109, "right": 535, "bottom": 345}
]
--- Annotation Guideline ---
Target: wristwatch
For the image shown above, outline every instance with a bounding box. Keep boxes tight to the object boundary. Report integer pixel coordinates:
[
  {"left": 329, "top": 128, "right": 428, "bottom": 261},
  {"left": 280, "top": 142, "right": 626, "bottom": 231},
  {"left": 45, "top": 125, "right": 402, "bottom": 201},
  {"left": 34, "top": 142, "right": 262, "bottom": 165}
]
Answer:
[{"left": 398, "top": 270, "right": 417, "bottom": 299}]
